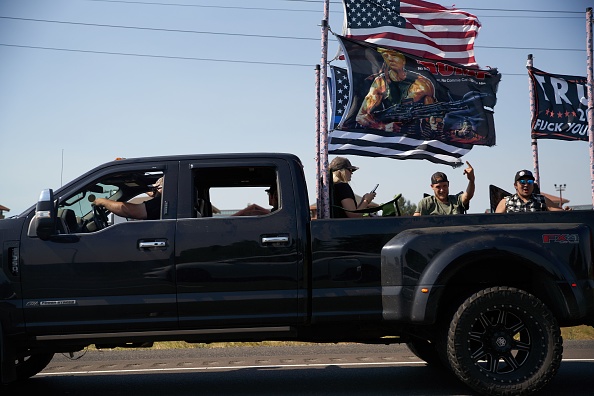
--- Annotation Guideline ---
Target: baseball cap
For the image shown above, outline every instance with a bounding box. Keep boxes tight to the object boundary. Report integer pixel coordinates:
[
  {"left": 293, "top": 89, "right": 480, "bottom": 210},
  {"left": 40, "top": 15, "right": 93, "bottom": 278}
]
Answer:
[
  {"left": 329, "top": 157, "right": 359, "bottom": 172},
  {"left": 514, "top": 170, "right": 534, "bottom": 183},
  {"left": 431, "top": 172, "right": 449, "bottom": 184}
]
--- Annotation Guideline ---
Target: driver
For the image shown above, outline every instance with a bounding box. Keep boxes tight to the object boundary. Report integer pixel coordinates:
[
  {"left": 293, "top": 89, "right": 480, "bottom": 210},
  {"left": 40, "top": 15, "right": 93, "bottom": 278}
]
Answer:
[{"left": 93, "top": 177, "right": 163, "bottom": 220}]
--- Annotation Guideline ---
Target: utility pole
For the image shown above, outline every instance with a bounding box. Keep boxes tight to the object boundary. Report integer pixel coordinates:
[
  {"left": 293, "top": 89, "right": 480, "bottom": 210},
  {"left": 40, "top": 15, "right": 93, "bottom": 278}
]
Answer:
[{"left": 554, "top": 184, "right": 566, "bottom": 208}]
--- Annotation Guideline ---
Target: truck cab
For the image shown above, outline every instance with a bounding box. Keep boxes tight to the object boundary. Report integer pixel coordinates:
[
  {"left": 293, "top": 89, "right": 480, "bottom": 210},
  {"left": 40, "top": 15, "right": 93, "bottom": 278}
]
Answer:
[{"left": 1, "top": 153, "right": 310, "bottom": 383}]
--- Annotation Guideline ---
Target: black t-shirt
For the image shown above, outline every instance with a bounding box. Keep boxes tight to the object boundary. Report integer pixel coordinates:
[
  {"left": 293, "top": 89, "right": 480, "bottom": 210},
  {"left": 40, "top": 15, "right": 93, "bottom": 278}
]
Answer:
[
  {"left": 332, "top": 182, "right": 357, "bottom": 218},
  {"left": 144, "top": 196, "right": 161, "bottom": 220}
]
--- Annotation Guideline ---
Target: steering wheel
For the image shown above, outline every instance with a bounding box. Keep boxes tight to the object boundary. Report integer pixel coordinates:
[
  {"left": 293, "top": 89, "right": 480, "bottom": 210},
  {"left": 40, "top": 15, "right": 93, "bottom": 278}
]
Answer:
[{"left": 92, "top": 204, "right": 109, "bottom": 230}]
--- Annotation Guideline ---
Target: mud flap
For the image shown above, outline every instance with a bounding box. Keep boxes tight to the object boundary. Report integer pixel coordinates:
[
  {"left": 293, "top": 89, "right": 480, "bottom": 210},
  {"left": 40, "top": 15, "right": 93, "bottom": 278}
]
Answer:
[{"left": 0, "top": 322, "right": 17, "bottom": 384}]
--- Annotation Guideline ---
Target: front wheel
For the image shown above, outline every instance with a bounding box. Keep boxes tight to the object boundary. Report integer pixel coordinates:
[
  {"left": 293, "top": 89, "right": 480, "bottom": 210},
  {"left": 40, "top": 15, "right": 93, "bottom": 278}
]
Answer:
[{"left": 447, "top": 286, "right": 562, "bottom": 396}]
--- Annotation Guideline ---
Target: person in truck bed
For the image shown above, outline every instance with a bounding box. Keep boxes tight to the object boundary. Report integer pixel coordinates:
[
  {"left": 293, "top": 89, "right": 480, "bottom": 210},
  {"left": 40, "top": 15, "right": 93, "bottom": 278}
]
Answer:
[
  {"left": 414, "top": 161, "right": 475, "bottom": 216},
  {"left": 93, "top": 177, "right": 163, "bottom": 220},
  {"left": 495, "top": 169, "right": 569, "bottom": 213},
  {"left": 330, "top": 156, "right": 376, "bottom": 218}
]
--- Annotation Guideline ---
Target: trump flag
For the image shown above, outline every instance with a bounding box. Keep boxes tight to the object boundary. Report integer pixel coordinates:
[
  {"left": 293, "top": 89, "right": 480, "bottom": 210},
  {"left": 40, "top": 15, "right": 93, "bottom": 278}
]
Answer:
[
  {"left": 528, "top": 66, "right": 589, "bottom": 141},
  {"left": 328, "top": 62, "right": 474, "bottom": 167},
  {"left": 335, "top": 36, "right": 500, "bottom": 144}
]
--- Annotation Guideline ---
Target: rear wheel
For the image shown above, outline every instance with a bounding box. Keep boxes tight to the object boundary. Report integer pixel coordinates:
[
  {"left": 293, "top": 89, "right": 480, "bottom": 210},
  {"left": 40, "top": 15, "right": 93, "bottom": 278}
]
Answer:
[{"left": 447, "top": 286, "right": 562, "bottom": 395}]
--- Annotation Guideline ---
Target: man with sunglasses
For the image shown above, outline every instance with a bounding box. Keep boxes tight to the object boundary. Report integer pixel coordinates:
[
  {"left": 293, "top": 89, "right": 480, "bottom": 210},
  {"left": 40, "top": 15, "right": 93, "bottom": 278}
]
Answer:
[{"left": 495, "top": 170, "right": 567, "bottom": 213}]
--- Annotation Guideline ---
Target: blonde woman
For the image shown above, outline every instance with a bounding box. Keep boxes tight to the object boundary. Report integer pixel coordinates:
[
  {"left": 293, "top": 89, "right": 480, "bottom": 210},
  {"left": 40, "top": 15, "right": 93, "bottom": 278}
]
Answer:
[{"left": 330, "top": 157, "right": 376, "bottom": 218}]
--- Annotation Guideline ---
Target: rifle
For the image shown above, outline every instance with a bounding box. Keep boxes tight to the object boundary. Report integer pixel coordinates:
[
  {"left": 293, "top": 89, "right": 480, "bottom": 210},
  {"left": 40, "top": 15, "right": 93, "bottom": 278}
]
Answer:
[{"left": 372, "top": 91, "right": 488, "bottom": 124}]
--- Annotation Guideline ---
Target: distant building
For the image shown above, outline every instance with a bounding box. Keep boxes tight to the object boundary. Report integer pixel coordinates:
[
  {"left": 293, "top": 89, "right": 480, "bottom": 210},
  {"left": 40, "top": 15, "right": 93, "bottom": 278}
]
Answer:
[
  {"left": 569, "top": 204, "right": 593, "bottom": 211},
  {"left": 0, "top": 204, "right": 9, "bottom": 220},
  {"left": 230, "top": 204, "right": 270, "bottom": 216}
]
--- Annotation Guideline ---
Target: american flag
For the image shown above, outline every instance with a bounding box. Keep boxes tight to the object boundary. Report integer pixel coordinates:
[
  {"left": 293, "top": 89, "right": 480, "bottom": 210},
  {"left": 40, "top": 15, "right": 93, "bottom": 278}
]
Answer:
[{"left": 342, "top": 0, "right": 481, "bottom": 67}]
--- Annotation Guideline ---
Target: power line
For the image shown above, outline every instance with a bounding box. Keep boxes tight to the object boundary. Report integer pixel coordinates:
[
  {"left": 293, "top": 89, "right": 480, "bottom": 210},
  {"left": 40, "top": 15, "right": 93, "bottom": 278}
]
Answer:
[
  {"left": 77, "top": 0, "right": 586, "bottom": 17},
  {"left": 0, "top": 43, "right": 545, "bottom": 76},
  {"left": 79, "top": 0, "right": 586, "bottom": 13},
  {"left": 477, "top": 46, "right": 583, "bottom": 52},
  {"left": 0, "top": 16, "right": 318, "bottom": 41},
  {"left": 81, "top": 0, "right": 321, "bottom": 12},
  {"left": 0, "top": 43, "right": 314, "bottom": 67},
  {"left": 0, "top": 16, "right": 586, "bottom": 52}
]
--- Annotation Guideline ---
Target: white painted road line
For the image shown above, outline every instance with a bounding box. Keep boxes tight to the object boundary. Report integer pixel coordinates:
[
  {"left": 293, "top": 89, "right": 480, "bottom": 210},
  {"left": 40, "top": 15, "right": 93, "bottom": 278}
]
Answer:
[
  {"left": 36, "top": 360, "right": 427, "bottom": 377},
  {"left": 36, "top": 358, "right": 594, "bottom": 378}
]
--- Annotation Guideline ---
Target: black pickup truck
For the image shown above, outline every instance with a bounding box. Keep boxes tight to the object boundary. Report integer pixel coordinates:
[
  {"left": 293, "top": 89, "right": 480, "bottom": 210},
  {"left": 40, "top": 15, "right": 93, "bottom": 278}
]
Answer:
[{"left": 1, "top": 153, "right": 593, "bottom": 395}]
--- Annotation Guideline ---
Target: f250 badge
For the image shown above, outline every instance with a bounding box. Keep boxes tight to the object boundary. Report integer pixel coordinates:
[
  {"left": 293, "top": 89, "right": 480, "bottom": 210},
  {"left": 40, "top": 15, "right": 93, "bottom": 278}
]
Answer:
[
  {"left": 26, "top": 300, "right": 76, "bottom": 306},
  {"left": 542, "top": 234, "right": 579, "bottom": 244}
]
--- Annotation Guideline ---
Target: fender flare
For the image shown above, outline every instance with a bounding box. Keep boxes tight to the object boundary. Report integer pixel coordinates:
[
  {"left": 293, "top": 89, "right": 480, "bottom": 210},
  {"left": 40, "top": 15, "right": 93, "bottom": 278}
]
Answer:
[{"left": 381, "top": 223, "right": 590, "bottom": 323}]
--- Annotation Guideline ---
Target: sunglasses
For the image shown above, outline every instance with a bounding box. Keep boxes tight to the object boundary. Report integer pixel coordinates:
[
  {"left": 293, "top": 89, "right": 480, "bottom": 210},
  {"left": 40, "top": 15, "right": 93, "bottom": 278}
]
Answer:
[{"left": 518, "top": 179, "right": 534, "bottom": 185}]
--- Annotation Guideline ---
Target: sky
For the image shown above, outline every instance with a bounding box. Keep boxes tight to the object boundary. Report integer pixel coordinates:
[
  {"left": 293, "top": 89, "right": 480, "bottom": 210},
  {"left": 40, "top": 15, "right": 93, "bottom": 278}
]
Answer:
[{"left": 1, "top": 0, "right": 593, "bottom": 215}]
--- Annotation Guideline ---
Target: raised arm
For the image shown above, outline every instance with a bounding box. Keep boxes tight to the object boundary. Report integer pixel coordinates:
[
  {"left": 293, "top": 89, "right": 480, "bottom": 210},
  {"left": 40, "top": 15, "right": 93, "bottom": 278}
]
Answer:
[{"left": 460, "top": 161, "right": 475, "bottom": 208}]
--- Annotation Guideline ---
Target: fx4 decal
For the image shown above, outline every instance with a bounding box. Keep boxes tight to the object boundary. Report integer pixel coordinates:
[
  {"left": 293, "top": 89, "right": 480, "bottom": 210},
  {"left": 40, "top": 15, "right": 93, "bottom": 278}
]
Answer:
[{"left": 542, "top": 234, "right": 579, "bottom": 244}]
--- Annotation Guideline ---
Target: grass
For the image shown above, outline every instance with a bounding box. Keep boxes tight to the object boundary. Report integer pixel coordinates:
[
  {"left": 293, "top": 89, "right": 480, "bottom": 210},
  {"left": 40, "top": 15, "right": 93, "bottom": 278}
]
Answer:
[
  {"left": 149, "top": 340, "right": 317, "bottom": 350},
  {"left": 561, "top": 325, "right": 594, "bottom": 340},
  {"left": 142, "top": 325, "right": 594, "bottom": 350}
]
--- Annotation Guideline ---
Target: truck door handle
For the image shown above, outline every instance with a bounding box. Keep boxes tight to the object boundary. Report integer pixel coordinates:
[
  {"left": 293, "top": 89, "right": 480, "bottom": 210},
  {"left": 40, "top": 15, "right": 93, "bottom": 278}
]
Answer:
[
  {"left": 138, "top": 240, "right": 167, "bottom": 249},
  {"left": 261, "top": 235, "right": 289, "bottom": 244}
]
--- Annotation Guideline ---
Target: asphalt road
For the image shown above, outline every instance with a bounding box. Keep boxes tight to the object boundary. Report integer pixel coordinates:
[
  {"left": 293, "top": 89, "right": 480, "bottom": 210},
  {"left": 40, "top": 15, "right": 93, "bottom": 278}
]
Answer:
[{"left": 5, "top": 341, "right": 594, "bottom": 395}]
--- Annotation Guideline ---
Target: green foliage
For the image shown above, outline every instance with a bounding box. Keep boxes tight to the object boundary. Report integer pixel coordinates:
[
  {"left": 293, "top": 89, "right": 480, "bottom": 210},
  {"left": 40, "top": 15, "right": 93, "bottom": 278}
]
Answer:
[
  {"left": 375, "top": 194, "right": 416, "bottom": 216},
  {"left": 397, "top": 195, "right": 417, "bottom": 216}
]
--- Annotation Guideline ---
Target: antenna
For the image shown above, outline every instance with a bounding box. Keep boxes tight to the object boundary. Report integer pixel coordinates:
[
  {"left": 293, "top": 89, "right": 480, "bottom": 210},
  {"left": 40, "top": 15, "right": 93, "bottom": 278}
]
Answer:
[{"left": 61, "top": 149, "right": 64, "bottom": 187}]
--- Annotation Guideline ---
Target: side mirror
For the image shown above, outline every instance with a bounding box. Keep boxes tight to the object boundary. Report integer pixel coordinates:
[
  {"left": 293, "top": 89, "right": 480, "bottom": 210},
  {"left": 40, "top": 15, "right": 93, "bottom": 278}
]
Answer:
[{"left": 27, "top": 189, "right": 57, "bottom": 240}]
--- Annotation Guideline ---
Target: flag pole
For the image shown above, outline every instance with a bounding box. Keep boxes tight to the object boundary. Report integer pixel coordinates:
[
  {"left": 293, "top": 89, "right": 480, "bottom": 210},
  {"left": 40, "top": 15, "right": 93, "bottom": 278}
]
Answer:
[
  {"left": 314, "top": 64, "right": 321, "bottom": 218},
  {"left": 586, "top": 7, "right": 594, "bottom": 208},
  {"left": 527, "top": 54, "right": 541, "bottom": 186},
  {"left": 318, "top": 0, "right": 331, "bottom": 219}
]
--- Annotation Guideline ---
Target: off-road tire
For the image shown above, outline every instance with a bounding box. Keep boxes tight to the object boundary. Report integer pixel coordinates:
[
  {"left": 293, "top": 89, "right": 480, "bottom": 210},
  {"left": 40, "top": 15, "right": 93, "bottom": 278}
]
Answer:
[{"left": 447, "top": 286, "right": 562, "bottom": 395}]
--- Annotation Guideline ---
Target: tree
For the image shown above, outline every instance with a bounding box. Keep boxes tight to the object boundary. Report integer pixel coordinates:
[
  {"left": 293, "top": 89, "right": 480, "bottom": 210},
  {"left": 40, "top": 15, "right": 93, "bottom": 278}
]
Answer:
[
  {"left": 397, "top": 195, "right": 417, "bottom": 216},
  {"left": 378, "top": 195, "right": 417, "bottom": 216}
]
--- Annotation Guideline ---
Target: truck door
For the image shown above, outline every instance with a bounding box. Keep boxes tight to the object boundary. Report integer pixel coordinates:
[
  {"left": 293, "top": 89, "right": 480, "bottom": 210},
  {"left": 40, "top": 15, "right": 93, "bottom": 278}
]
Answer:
[
  {"left": 19, "top": 163, "right": 178, "bottom": 335},
  {"left": 175, "top": 157, "right": 307, "bottom": 329}
]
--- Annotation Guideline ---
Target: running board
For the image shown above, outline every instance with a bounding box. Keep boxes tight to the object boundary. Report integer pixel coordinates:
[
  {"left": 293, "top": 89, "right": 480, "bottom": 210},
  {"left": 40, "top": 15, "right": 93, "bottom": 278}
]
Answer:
[{"left": 36, "top": 326, "right": 293, "bottom": 341}]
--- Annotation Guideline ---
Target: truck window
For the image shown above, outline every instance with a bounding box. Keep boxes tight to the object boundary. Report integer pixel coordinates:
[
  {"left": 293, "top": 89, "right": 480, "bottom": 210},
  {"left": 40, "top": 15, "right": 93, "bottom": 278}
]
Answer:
[
  {"left": 192, "top": 166, "right": 279, "bottom": 217},
  {"left": 56, "top": 170, "right": 164, "bottom": 233}
]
